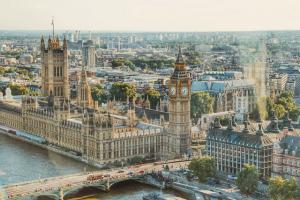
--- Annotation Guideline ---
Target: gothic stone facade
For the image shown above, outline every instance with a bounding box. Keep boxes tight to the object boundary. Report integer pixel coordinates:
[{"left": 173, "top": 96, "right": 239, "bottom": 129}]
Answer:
[
  {"left": 0, "top": 47, "right": 191, "bottom": 165},
  {"left": 168, "top": 47, "right": 192, "bottom": 157},
  {"left": 0, "top": 98, "right": 167, "bottom": 165},
  {"left": 40, "top": 36, "right": 69, "bottom": 98}
]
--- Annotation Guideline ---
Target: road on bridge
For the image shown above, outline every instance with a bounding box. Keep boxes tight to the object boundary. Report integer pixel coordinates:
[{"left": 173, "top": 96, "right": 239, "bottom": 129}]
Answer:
[{"left": 3, "top": 160, "right": 190, "bottom": 199}]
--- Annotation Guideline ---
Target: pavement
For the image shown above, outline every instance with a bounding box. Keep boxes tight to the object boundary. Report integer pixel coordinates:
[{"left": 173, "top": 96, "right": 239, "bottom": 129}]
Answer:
[{"left": 169, "top": 171, "right": 262, "bottom": 200}]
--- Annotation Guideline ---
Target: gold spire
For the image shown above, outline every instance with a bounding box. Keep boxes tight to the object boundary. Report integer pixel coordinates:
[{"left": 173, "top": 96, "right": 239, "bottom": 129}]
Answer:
[{"left": 175, "top": 46, "right": 186, "bottom": 71}]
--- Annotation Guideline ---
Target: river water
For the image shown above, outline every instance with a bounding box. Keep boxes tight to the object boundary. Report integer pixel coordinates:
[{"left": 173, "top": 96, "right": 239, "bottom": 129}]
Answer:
[{"left": 0, "top": 133, "right": 187, "bottom": 199}]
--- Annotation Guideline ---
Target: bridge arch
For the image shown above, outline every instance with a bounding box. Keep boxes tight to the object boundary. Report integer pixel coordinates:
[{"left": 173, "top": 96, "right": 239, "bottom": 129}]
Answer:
[
  {"left": 108, "top": 177, "right": 144, "bottom": 190},
  {"left": 63, "top": 184, "right": 107, "bottom": 199},
  {"left": 35, "top": 193, "right": 59, "bottom": 200}
]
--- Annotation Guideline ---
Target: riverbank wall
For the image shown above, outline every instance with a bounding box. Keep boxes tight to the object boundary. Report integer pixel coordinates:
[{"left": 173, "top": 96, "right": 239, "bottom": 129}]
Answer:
[{"left": 0, "top": 130, "right": 102, "bottom": 169}]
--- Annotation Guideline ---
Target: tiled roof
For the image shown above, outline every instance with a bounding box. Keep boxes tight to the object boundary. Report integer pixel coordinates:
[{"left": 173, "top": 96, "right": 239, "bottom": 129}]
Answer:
[
  {"left": 191, "top": 80, "right": 255, "bottom": 93},
  {"left": 207, "top": 123, "right": 273, "bottom": 148},
  {"left": 279, "top": 135, "right": 300, "bottom": 157}
]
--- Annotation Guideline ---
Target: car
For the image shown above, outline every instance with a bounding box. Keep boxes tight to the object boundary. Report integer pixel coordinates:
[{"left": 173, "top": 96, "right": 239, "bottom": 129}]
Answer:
[
  {"left": 227, "top": 175, "right": 238, "bottom": 180},
  {"left": 139, "top": 170, "right": 145, "bottom": 174},
  {"left": 104, "top": 174, "right": 111, "bottom": 177},
  {"left": 118, "top": 170, "right": 124, "bottom": 173}
]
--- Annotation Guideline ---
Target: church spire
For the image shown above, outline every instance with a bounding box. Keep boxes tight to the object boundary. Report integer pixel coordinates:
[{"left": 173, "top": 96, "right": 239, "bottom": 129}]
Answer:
[
  {"left": 63, "top": 35, "right": 67, "bottom": 49},
  {"left": 40, "top": 35, "right": 45, "bottom": 51},
  {"left": 176, "top": 46, "right": 184, "bottom": 64},
  {"left": 51, "top": 17, "right": 55, "bottom": 39}
]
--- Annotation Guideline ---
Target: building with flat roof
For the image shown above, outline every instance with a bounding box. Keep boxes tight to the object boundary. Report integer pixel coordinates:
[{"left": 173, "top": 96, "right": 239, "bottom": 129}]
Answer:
[{"left": 82, "top": 40, "right": 96, "bottom": 68}]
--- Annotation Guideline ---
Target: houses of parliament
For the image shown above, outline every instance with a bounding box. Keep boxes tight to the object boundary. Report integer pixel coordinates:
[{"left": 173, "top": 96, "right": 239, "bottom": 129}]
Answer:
[{"left": 0, "top": 36, "right": 192, "bottom": 165}]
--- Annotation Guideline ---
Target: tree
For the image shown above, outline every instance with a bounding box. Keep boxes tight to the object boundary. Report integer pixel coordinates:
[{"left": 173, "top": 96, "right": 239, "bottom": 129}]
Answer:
[
  {"left": 277, "top": 92, "right": 296, "bottom": 111},
  {"left": 236, "top": 164, "right": 259, "bottom": 195},
  {"left": 269, "top": 176, "right": 300, "bottom": 200},
  {"left": 188, "top": 156, "right": 216, "bottom": 182},
  {"left": 91, "top": 84, "right": 107, "bottom": 104},
  {"left": 191, "top": 92, "right": 214, "bottom": 119},
  {"left": 132, "top": 58, "right": 174, "bottom": 70},
  {"left": 143, "top": 88, "right": 160, "bottom": 109},
  {"left": 111, "top": 58, "right": 135, "bottom": 70},
  {"left": 219, "top": 116, "right": 230, "bottom": 126},
  {"left": 7, "top": 83, "right": 29, "bottom": 95},
  {"left": 266, "top": 92, "right": 300, "bottom": 120},
  {"left": 109, "top": 82, "right": 136, "bottom": 101},
  {"left": 128, "top": 156, "right": 145, "bottom": 165},
  {"left": 0, "top": 67, "right": 5, "bottom": 75},
  {"left": 273, "top": 104, "right": 286, "bottom": 119},
  {"left": 289, "top": 108, "right": 300, "bottom": 122}
]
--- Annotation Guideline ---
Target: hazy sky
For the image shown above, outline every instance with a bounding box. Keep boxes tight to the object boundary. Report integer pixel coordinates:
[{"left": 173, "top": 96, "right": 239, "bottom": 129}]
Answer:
[{"left": 1, "top": 0, "right": 300, "bottom": 31}]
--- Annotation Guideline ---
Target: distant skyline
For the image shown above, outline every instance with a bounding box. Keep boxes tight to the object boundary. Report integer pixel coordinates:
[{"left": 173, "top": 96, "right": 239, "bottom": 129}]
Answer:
[{"left": 1, "top": 0, "right": 300, "bottom": 32}]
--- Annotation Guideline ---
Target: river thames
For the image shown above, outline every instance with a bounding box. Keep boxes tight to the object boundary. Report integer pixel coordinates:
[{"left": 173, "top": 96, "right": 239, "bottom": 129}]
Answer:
[{"left": 0, "top": 133, "right": 186, "bottom": 199}]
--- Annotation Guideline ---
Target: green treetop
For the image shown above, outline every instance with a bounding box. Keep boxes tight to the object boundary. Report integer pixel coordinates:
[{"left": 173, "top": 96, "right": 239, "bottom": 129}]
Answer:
[
  {"left": 109, "top": 82, "right": 136, "bottom": 101},
  {"left": 236, "top": 164, "right": 259, "bottom": 195},
  {"left": 142, "top": 88, "right": 160, "bottom": 109},
  {"left": 91, "top": 84, "right": 108, "bottom": 104},
  {"left": 269, "top": 176, "right": 300, "bottom": 200},
  {"left": 191, "top": 91, "right": 214, "bottom": 119},
  {"left": 188, "top": 156, "right": 216, "bottom": 182}
]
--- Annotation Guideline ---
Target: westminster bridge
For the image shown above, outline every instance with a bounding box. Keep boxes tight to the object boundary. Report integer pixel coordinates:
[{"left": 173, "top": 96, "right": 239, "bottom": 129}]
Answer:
[{"left": 1, "top": 160, "right": 189, "bottom": 200}]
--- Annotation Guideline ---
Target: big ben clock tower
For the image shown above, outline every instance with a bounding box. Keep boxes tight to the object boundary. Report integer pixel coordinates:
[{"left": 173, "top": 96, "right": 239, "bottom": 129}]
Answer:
[{"left": 168, "top": 47, "right": 191, "bottom": 157}]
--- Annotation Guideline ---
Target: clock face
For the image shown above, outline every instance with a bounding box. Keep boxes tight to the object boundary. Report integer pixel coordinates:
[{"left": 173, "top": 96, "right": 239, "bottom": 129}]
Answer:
[
  {"left": 170, "top": 87, "right": 176, "bottom": 95},
  {"left": 181, "top": 87, "right": 188, "bottom": 96}
]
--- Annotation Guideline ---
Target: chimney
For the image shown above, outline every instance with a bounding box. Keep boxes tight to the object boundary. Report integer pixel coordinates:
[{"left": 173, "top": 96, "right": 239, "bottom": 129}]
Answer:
[
  {"left": 243, "top": 114, "right": 250, "bottom": 133},
  {"left": 256, "top": 124, "right": 264, "bottom": 136},
  {"left": 232, "top": 115, "right": 237, "bottom": 127},
  {"left": 214, "top": 117, "right": 222, "bottom": 129},
  {"left": 270, "top": 110, "right": 280, "bottom": 133},
  {"left": 227, "top": 119, "right": 234, "bottom": 131}
]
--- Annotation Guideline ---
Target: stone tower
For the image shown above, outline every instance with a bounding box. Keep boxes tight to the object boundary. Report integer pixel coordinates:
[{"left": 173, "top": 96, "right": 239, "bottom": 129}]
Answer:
[
  {"left": 168, "top": 47, "right": 191, "bottom": 157},
  {"left": 77, "top": 67, "right": 93, "bottom": 108},
  {"left": 40, "top": 35, "right": 69, "bottom": 98}
]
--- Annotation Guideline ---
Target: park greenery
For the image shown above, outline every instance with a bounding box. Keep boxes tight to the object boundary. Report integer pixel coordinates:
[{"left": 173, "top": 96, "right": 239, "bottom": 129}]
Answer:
[
  {"left": 111, "top": 58, "right": 135, "bottom": 70},
  {"left": 109, "top": 82, "right": 136, "bottom": 101},
  {"left": 142, "top": 88, "right": 160, "bottom": 109},
  {"left": 267, "top": 92, "right": 300, "bottom": 120},
  {"left": 131, "top": 58, "right": 174, "bottom": 70},
  {"left": 111, "top": 57, "right": 174, "bottom": 71},
  {"left": 91, "top": 84, "right": 108, "bottom": 104},
  {"left": 236, "top": 164, "right": 259, "bottom": 195},
  {"left": 128, "top": 156, "right": 145, "bottom": 165},
  {"left": 188, "top": 156, "right": 216, "bottom": 182},
  {"left": 0, "top": 66, "right": 34, "bottom": 79},
  {"left": 0, "top": 83, "right": 38, "bottom": 96},
  {"left": 183, "top": 51, "right": 203, "bottom": 66},
  {"left": 191, "top": 92, "right": 214, "bottom": 119},
  {"left": 269, "top": 176, "right": 300, "bottom": 200}
]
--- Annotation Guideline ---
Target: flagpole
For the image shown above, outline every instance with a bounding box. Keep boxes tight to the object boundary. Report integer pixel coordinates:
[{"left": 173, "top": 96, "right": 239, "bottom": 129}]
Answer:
[{"left": 51, "top": 17, "right": 54, "bottom": 38}]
